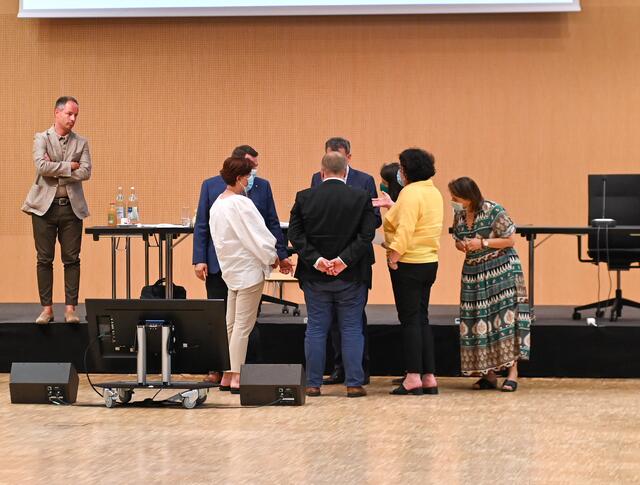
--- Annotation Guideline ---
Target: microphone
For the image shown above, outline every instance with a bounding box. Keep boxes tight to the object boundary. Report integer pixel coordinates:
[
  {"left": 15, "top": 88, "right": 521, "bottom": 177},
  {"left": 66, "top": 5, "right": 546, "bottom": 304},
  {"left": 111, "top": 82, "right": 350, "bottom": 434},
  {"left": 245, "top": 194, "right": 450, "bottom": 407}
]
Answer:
[{"left": 591, "top": 176, "right": 616, "bottom": 227}]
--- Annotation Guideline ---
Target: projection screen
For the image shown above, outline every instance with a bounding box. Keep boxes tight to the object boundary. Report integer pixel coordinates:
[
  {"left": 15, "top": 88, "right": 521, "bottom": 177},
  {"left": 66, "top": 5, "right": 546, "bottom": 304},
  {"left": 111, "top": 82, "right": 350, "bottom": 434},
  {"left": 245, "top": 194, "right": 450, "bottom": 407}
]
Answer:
[{"left": 19, "top": 1, "right": 581, "bottom": 18}]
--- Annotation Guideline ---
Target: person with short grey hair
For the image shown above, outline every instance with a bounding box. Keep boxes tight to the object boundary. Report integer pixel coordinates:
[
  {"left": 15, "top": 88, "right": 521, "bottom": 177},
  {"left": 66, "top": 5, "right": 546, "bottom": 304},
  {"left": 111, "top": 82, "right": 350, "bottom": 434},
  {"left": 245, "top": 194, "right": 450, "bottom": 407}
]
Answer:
[
  {"left": 311, "top": 137, "right": 381, "bottom": 385},
  {"left": 22, "top": 96, "right": 92, "bottom": 324},
  {"left": 291, "top": 150, "right": 376, "bottom": 398}
]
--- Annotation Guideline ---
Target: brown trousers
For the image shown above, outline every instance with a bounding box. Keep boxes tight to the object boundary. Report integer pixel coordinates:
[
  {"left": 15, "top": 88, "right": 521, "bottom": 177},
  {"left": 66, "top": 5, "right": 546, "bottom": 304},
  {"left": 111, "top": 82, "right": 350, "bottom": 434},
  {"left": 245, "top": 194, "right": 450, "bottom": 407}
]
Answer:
[{"left": 31, "top": 202, "right": 83, "bottom": 306}]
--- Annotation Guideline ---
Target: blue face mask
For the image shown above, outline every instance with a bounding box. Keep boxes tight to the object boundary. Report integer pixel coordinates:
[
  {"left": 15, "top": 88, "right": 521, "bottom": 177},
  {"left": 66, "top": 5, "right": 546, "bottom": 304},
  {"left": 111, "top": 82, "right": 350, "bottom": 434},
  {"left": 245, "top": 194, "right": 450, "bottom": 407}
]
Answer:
[
  {"left": 396, "top": 170, "right": 405, "bottom": 187},
  {"left": 247, "top": 169, "right": 257, "bottom": 191}
]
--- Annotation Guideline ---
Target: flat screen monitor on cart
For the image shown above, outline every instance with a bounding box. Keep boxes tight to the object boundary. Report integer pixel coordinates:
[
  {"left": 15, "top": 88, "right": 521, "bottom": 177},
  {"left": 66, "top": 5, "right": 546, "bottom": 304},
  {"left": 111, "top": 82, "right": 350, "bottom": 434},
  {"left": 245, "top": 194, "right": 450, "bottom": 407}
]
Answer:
[{"left": 86, "top": 298, "right": 229, "bottom": 374}]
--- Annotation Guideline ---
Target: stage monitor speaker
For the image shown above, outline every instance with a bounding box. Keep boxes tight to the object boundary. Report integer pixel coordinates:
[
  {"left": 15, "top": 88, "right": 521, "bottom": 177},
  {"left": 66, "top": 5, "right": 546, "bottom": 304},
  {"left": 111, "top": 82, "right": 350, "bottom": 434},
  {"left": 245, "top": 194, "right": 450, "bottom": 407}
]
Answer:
[
  {"left": 10, "top": 362, "right": 79, "bottom": 404},
  {"left": 239, "top": 364, "right": 306, "bottom": 406}
]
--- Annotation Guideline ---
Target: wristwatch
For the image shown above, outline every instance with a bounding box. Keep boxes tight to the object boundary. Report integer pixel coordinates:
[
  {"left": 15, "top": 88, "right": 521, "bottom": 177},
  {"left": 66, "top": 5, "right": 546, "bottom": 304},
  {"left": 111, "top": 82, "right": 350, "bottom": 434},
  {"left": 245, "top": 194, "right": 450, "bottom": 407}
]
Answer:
[{"left": 482, "top": 238, "right": 489, "bottom": 249}]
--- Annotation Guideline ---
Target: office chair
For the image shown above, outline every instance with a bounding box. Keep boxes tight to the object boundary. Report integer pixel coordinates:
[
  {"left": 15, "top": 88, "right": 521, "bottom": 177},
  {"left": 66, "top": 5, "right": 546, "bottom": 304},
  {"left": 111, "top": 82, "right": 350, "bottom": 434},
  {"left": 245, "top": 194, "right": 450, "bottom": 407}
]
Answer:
[{"left": 572, "top": 174, "right": 640, "bottom": 322}]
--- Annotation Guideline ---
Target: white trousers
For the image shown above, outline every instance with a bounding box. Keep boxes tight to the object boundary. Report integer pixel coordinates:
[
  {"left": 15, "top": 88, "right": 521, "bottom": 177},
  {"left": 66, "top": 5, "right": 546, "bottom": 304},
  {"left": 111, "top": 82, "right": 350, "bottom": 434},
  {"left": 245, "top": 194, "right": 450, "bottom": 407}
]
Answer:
[{"left": 226, "top": 280, "right": 264, "bottom": 373}]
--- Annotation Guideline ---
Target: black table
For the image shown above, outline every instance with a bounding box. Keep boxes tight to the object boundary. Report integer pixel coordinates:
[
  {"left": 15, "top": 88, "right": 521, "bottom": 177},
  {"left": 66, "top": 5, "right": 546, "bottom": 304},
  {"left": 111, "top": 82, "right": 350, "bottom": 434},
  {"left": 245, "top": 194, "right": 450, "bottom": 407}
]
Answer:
[
  {"left": 85, "top": 226, "right": 193, "bottom": 299},
  {"left": 516, "top": 226, "right": 640, "bottom": 309}
]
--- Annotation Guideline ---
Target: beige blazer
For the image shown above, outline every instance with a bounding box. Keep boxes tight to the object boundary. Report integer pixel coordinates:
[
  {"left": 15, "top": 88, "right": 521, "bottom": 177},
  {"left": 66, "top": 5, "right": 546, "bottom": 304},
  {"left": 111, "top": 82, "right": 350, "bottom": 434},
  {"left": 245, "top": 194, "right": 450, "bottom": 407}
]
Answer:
[{"left": 22, "top": 126, "right": 92, "bottom": 219}]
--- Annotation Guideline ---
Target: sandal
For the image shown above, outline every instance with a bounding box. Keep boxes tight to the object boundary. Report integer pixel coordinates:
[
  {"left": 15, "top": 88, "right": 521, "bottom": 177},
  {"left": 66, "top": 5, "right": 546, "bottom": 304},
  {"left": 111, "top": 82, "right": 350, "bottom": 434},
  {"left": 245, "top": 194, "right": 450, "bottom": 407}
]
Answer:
[
  {"left": 472, "top": 377, "right": 497, "bottom": 390},
  {"left": 501, "top": 380, "right": 518, "bottom": 392}
]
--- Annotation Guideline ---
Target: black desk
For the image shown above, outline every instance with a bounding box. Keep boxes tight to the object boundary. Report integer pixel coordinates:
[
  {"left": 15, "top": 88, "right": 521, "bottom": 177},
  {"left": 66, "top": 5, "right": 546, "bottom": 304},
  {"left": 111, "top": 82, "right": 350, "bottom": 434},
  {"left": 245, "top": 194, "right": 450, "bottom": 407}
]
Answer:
[
  {"left": 516, "top": 226, "right": 640, "bottom": 309},
  {"left": 85, "top": 226, "right": 193, "bottom": 299}
]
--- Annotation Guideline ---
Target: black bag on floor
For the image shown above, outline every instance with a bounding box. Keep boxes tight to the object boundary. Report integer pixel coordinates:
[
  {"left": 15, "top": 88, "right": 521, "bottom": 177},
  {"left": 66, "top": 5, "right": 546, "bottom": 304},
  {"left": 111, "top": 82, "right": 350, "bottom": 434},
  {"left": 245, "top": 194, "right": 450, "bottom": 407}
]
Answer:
[{"left": 140, "top": 278, "right": 187, "bottom": 299}]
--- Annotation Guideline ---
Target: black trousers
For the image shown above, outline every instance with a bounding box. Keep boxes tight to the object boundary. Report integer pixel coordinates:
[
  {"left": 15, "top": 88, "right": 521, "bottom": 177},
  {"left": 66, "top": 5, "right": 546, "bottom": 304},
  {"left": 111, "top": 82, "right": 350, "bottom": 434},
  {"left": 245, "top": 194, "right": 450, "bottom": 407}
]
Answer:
[
  {"left": 205, "top": 271, "right": 262, "bottom": 364},
  {"left": 31, "top": 203, "right": 83, "bottom": 306},
  {"left": 389, "top": 261, "right": 438, "bottom": 374}
]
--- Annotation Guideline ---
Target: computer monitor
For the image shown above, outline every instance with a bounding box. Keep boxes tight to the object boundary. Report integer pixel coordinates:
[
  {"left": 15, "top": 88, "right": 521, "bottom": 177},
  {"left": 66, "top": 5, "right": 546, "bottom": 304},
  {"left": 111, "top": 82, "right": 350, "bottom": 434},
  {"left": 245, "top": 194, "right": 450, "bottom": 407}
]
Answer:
[
  {"left": 588, "top": 174, "right": 640, "bottom": 269},
  {"left": 86, "top": 299, "right": 229, "bottom": 374}
]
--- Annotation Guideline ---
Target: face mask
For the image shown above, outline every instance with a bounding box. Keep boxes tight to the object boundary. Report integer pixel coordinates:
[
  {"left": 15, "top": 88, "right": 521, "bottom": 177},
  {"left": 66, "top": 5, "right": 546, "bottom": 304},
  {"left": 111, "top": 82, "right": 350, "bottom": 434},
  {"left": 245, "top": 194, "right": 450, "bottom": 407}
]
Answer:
[
  {"left": 450, "top": 200, "right": 465, "bottom": 212},
  {"left": 379, "top": 183, "right": 389, "bottom": 194},
  {"left": 238, "top": 178, "right": 249, "bottom": 196},
  {"left": 247, "top": 169, "right": 257, "bottom": 191},
  {"left": 396, "top": 170, "right": 405, "bottom": 187}
]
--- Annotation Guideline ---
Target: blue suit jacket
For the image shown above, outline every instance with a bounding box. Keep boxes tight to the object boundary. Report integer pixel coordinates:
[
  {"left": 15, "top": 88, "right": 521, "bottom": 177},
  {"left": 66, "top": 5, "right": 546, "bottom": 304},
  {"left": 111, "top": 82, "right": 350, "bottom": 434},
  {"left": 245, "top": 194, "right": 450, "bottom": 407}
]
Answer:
[
  {"left": 311, "top": 166, "right": 382, "bottom": 228},
  {"left": 192, "top": 175, "right": 288, "bottom": 274}
]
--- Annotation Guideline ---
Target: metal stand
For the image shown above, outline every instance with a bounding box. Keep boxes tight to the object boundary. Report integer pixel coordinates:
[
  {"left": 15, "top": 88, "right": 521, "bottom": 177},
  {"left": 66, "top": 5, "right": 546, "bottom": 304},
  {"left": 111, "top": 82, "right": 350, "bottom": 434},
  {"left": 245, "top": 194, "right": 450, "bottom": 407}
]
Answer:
[{"left": 97, "top": 320, "right": 216, "bottom": 409}]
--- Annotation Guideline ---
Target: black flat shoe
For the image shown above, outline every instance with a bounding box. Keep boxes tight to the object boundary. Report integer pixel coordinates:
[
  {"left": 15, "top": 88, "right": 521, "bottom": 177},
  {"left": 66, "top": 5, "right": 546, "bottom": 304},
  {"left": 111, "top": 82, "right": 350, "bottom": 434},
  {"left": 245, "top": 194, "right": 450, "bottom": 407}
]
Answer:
[
  {"left": 501, "top": 380, "right": 518, "bottom": 392},
  {"left": 391, "top": 377, "right": 404, "bottom": 385},
  {"left": 230, "top": 387, "right": 240, "bottom": 394},
  {"left": 422, "top": 386, "right": 439, "bottom": 395},
  {"left": 390, "top": 384, "right": 424, "bottom": 395},
  {"left": 472, "top": 378, "right": 497, "bottom": 390},
  {"left": 219, "top": 385, "right": 231, "bottom": 391}
]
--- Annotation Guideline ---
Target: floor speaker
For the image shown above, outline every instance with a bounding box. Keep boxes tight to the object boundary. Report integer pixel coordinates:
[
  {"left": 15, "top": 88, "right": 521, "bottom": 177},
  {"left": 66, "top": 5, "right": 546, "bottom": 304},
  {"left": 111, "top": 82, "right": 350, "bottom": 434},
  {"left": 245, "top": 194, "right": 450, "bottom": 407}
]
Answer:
[
  {"left": 10, "top": 362, "right": 79, "bottom": 404},
  {"left": 239, "top": 364, "right": 306, "bottom": 406}
]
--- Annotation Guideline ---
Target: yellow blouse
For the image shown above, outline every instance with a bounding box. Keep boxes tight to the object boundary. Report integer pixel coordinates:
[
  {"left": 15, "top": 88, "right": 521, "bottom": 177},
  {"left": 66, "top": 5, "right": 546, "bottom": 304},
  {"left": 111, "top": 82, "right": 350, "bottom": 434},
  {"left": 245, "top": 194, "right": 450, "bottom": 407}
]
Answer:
[{"left": 383, "top": 179, "right": 443, "bottom": 263}]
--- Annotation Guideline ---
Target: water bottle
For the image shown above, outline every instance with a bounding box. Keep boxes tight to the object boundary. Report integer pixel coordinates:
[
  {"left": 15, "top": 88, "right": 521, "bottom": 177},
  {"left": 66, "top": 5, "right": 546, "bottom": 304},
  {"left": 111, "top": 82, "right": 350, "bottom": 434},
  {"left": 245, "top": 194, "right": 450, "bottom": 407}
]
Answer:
[
  {"left": 127, "top": 187, "right": 140, "bottom": 224},
  {"left": 115, "top": 186, "right": 126, "bottom": 223},
  {"left": 107, "top": 202, "right": 116, "bottom": 227}
]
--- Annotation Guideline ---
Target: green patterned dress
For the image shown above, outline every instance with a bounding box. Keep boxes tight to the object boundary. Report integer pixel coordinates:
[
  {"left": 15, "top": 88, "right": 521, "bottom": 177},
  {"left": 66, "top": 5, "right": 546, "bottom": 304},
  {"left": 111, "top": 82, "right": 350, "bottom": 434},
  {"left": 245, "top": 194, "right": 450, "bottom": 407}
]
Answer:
[{"left": 452, "top": 200, "right": 531, "bottom": 376}]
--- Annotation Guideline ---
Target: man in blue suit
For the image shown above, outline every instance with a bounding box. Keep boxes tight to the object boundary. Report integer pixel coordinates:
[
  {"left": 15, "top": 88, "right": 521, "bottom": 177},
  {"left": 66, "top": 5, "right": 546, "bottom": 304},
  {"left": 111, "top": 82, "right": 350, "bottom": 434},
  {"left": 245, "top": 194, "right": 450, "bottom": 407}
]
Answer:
[
  {"left": 193, "top": 145, "right": 292, "bottom": 382},
  {"left": 310, "top": 137, "right": 381, "bottom": 385}
]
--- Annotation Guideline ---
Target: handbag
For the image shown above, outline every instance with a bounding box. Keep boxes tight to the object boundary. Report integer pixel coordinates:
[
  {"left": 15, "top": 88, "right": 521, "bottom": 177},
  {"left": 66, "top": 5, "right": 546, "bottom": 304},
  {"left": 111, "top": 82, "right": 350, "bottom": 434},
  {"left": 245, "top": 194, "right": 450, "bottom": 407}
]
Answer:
[{"left": 140, "top": 278, "right": 187, "bottom": 299}]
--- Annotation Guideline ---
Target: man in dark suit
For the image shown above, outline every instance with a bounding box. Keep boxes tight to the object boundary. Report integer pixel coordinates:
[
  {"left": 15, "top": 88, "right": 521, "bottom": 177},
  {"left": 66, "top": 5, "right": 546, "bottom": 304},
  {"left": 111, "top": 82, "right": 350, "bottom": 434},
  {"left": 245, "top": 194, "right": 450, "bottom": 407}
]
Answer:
[
  {"left": 193, "top": 145, "right": 292, "bottom": 382},
  {"left": 310, "top": 137, "right": 381, "bottom": 385},
  {"left": 290, "top": 151, "right": 376, "bottom": 398}
]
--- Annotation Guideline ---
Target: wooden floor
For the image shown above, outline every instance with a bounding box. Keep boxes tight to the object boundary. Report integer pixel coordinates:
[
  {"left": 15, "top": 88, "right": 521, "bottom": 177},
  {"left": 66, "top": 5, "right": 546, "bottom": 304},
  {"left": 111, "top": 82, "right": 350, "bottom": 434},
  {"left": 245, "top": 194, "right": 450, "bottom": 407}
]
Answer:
[{"left": 1, "top": 375, "right": 639, "bottom": 484}]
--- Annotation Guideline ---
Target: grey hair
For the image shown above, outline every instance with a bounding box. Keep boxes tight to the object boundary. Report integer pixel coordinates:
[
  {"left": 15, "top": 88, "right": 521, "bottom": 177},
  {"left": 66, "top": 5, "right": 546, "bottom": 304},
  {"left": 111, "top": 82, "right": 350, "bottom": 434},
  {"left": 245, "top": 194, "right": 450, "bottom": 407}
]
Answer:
[
  {"left": 321, "top": 151, "right": 347, "bottom": 175},
  {"left": 55, "top": 96, "right": 79, "bottom": 110}
]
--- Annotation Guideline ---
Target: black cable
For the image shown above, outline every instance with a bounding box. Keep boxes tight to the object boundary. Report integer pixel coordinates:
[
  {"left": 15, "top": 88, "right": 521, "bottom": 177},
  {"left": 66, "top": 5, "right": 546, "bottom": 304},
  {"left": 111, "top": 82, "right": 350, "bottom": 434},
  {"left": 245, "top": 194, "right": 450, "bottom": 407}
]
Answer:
[
  {"left": 83, "top": 332, "right": 108, "bottom": 398},
  {"left": 595, "top": 226, "right": 602, "bottom": 316},
  {"left": 605, "top": 225, "right": 613, "bottom": 306}
]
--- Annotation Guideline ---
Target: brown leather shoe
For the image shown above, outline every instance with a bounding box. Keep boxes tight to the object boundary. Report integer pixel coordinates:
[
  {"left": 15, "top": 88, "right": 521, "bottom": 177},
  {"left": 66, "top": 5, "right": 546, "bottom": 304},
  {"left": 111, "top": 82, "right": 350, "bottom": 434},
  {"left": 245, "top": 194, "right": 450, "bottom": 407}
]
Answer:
[
  {"left": 36, "top": 311, "right": 54, "bottom": 324},
  {"left": 203, "top": 371, "right": 222, "bottom": 384},
  {"left": 305, "top": 386, "right": 321, "bottom": 397},
  {"left": 64, "top": 310, "right": 80, "bottom": 323},
  {"left": 347, "top": 386, "right": 367, "bottom": 398}
]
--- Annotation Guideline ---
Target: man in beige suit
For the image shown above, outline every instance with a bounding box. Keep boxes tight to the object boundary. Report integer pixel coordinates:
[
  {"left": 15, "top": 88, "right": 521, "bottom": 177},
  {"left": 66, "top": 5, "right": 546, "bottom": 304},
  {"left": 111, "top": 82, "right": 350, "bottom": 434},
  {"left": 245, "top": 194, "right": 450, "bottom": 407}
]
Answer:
[{"left": 22, "top": 96, "right": 92, "bottom": 324}]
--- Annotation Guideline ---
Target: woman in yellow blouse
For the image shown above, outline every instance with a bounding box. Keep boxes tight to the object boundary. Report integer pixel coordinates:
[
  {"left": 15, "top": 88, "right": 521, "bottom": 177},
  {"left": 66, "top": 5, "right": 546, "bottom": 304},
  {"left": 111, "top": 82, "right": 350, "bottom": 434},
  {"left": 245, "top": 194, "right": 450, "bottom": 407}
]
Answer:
[{"left": 384, "top": 148, "right": 444, "bottom": 395}]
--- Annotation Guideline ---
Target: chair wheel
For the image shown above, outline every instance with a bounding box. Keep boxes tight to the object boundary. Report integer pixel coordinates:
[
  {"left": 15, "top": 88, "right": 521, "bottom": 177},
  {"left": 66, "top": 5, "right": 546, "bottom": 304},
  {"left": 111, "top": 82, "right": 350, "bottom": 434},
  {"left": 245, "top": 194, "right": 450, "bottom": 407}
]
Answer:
[
  {"left": 595, "top": 310, "right": 604, "bottom": 318},
  {"left": 572, "top": 312, "right": 581, "bottom": 320},
  {"left": 282, "top": 307, "right": 289, "bottom": 314},
  {"left": 293, "top": 308, "right": 301, "bottom": 316}
]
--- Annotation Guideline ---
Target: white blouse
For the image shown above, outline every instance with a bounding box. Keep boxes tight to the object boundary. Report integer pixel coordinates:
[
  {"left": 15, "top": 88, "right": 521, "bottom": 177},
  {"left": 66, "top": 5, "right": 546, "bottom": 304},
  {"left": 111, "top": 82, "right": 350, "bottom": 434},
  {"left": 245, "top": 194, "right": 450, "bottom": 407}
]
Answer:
[{"left": 209, "top": 194, "right": 278, "bottom": 290}]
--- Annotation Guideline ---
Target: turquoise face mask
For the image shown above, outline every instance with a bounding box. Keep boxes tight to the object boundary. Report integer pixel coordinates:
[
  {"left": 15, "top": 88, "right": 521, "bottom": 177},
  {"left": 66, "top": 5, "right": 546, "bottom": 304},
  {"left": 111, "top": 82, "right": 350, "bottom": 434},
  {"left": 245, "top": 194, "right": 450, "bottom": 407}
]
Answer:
[
  {"left": 379, "top": 183, "right": 389, "bottom": 194},
  {"left": 247, "top": 168, "right": 257, "bottom": 191}
]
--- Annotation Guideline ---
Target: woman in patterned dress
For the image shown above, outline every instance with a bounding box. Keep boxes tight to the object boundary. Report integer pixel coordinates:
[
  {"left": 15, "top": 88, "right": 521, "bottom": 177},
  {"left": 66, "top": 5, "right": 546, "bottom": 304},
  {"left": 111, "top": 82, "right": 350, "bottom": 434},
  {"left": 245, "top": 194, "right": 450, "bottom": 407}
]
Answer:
[{"left": 448, "top": 177, "right": 531, "bottom": 392}]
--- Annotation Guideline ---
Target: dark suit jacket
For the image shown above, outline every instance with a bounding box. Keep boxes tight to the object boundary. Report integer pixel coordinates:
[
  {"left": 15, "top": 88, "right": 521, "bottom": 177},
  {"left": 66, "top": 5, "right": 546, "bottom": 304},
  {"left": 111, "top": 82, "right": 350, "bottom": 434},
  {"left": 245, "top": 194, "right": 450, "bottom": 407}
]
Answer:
[
  {"left": 192, "top": 175, "right": 288, "bottom": 273},
  {"left": 288, "top": 179, "right": 376, "bottom": 288},
  {"left": 311, "top": 165, "right": 381, "bottom": 228}
]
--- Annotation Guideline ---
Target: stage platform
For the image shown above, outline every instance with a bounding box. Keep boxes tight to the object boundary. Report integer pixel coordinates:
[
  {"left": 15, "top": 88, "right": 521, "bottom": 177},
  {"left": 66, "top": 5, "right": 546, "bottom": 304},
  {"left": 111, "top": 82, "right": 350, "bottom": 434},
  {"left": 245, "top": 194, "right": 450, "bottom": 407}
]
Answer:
[{"left": 2, "top": 303, "right": 640, "bottom": 377}]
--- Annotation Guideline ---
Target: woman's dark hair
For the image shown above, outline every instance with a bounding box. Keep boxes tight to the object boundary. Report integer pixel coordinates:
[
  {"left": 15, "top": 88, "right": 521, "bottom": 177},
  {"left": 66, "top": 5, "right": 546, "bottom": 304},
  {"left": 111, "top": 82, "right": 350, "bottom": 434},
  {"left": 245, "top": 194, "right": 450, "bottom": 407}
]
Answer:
[
  {"left": 380, "top": 162, "right": 402, "bottom": 202},
  {"left": 448, "top": 177, "right": 484, "bottom": 213},
  {"left": 398, "top": 148, "right": 436, "bottom": 183},
  {"left": 220, "top": 156, "right": 253, "bottom": 185}
]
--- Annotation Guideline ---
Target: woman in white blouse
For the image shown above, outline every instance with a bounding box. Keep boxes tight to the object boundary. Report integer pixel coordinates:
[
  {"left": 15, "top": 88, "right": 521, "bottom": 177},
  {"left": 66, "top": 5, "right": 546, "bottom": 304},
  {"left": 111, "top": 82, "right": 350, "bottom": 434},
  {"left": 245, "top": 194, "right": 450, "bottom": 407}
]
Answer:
[{"left": 209, "top": 156, "right": 278, "bottom": 393}]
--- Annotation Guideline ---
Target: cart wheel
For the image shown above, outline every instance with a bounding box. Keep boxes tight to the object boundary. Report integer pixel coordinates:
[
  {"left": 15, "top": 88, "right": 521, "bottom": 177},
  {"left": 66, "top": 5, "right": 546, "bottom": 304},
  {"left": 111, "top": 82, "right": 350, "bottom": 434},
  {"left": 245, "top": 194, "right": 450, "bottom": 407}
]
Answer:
[
  {"left": 181, "top": 389, "right": 199, "bottom": 409},
  {"left": 595, "top": 310, "right": 605, "bottom": 318},
  {"left": 118, "top": 389, "right": 133, "bottom": 404},
  {"left": 293, "top": 308, "right": 301, "bottom": 317},
  {"left": 282, "top": 307, "right": 289, "bottom": 314},
  {"left": 196, "top": 389, "right": 208, "bottom": 406},
  {"left": 572, "top": 312, "right": 581, "bottom": 320},
  {"left": 104, "top": 389, "right": 117, "bottom": 408}
]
